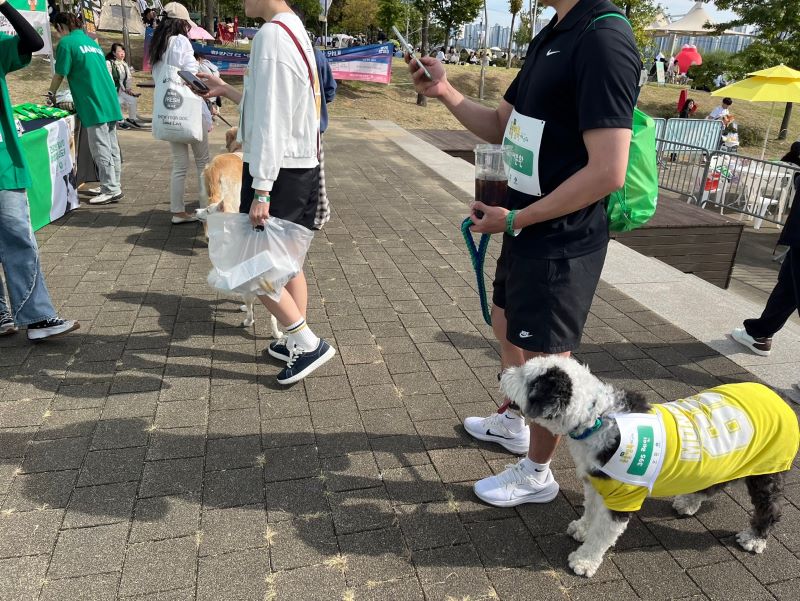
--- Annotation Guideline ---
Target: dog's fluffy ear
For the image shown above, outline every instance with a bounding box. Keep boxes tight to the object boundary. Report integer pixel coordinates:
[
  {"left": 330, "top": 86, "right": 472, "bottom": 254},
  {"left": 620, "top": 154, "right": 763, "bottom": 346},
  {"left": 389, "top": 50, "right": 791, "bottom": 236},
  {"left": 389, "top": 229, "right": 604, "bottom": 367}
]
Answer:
[{"left": 525, "top": 366, "right": 573, "bottom": 418}]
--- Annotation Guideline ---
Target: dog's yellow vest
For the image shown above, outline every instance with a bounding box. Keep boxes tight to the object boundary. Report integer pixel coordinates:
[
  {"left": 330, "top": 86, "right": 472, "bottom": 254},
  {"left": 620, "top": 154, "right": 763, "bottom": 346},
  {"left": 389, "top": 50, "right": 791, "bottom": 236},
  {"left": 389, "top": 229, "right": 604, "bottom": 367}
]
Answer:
[{"left": 589, "top": 383, "right": 799, "bottom": 512}]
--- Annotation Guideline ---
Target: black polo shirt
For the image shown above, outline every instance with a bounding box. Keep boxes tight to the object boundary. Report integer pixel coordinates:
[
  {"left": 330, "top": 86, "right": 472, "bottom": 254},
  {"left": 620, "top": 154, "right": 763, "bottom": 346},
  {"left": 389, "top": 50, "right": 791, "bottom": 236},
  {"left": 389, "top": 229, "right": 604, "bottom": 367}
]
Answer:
[{"left": 502, "top": 0, "right": 641, "bottom": 259}]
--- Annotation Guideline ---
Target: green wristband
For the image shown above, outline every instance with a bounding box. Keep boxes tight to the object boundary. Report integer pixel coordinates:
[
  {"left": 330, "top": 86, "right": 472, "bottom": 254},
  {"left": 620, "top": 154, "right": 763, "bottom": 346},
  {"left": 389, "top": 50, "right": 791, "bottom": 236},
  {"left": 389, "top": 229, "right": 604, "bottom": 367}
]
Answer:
[
  {"left": 505, "top": 210, "right": 519, "bottom": 236},
  {"left": 255, "top": 194, "right": 270, "bottom": 204}
]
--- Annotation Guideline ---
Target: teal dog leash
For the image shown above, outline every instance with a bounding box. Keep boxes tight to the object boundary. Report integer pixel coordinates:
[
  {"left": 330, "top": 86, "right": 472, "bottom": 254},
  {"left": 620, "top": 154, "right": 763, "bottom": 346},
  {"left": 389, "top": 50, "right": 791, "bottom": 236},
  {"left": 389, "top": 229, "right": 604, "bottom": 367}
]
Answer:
[{"left": 461, "top": 217, "right": 492, "bottom": 326}]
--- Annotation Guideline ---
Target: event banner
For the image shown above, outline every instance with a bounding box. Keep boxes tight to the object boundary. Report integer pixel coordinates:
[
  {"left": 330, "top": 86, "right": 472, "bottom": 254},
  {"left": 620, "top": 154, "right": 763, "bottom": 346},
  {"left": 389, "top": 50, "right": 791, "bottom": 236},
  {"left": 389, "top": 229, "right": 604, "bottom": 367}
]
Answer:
[
  {"left": 143, "top": 29, "right": 250, "bottom": 76},
  {"left": 81, "top": 0, "right": 102, "bottom": 38},
  {"left": 24, "top": 117, "right": 79, "bottom": 231},
  {"left": 324, "top": 43, "right": 393, "bottom": 84},
  {"left": 2, "top": 1, "right": 50, "bottom": 56}
]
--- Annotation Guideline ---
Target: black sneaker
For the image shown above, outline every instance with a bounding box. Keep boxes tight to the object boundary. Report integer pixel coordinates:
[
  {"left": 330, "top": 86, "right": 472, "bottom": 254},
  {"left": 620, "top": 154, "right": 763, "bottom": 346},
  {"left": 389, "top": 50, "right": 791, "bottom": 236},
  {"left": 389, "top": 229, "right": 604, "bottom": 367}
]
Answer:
[
  {"left": 276, "top": 340, "right": 336, "bottom": 385},
  {"left": 27, "top": 318, "right": 80, "bottom": 341},
  {"left": 126, "top": 118, "right": 143, "bottom": 129},
  {"left": 110, "top": 192, "right": 124, "bottom": 203},
  {"left": 0, "top": 311, "right": 17, "bottom": 336},
  {"left": 118, "top": 121, "right": 131, "bottom": 130},
  {"left": 265, "top": 339, "right": 291, "bottom": 362}
]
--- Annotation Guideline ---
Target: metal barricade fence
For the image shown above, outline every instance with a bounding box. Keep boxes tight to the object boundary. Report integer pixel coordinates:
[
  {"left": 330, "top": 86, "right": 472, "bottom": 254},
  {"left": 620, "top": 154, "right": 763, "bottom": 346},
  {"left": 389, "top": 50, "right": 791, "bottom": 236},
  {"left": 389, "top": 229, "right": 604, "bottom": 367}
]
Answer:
[
  {"left": 656, "top": 138, "right": 709, "bottom": 205},
  {"left": 661, "top": 118, "right": 723, "bottom": 154},
  {"left": 653, "top": 117, "right": 666, "bottom": 143},
  {"left": 696, "top": 151, "right": 799, "bottom": 228}
]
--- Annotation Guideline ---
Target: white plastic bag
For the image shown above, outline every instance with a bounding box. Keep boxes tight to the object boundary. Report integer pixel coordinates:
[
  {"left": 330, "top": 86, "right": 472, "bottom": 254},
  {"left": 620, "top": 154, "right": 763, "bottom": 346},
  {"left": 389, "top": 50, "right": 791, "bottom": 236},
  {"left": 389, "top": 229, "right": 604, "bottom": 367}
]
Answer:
[
  {"left": 206, "top": 213, "right": 315, "bottom": 301},
  {"left": 152, "top": 63, "right": 204, "bottom": 144}
]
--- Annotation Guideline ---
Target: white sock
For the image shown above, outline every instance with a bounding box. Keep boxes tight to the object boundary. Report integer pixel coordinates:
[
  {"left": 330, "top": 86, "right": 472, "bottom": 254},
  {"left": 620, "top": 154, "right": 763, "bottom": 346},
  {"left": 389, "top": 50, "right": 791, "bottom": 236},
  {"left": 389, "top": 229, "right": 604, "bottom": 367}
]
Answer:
[
  {"left": 502, "top": 408, "right": 525, "bottom": 433},
  {"left": 520, "top": 458, "right": 551, "bottom": 481},
  {"left": 285, "top": 318, "right": 320, "bottom": 353}
]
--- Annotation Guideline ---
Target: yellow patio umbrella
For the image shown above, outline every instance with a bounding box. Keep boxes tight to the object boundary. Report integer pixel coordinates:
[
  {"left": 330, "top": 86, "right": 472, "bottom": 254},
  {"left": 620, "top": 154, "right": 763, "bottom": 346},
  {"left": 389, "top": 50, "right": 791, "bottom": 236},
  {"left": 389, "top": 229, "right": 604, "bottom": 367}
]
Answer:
[{"left": 712, "top": 64, "right": 800, "bottom": 159}]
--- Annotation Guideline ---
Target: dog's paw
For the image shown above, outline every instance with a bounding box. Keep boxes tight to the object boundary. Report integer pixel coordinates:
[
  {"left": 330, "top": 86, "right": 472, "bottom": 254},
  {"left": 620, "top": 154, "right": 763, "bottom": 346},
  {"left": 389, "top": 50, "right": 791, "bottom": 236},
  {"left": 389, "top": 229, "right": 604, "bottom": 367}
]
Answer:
[
  {"left": 736, "top": 529, "right": 767, "bottom": 554},
  {"left": 242, "top": 317, "right": 255, "bottom": 327},
  {"left": 568, "top": 550, "right": 602, "bottom": 578},
  {"left": 239, "top": 304, "right": 249, "bottom": 313},
  {"left": 567, "top": 519, "right": 588, "bottom": 543},
  {"left": 672, "top": 495, "right": 702, "bottom": 516}
]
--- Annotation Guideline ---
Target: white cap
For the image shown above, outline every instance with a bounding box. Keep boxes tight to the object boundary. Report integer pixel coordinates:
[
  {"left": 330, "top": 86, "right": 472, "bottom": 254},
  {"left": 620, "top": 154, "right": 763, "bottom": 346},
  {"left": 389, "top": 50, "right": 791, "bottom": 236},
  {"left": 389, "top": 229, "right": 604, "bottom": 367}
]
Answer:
[{"left": 162, "top": 2, "right": 190, "bottom": 21}]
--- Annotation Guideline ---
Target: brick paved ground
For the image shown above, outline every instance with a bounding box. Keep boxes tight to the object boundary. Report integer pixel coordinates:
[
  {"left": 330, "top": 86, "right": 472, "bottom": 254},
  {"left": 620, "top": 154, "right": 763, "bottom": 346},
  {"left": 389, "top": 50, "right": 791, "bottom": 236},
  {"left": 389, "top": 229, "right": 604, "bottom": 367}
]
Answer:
[{"left": 1, "top": 120, "right": 799, "bottom": 600}]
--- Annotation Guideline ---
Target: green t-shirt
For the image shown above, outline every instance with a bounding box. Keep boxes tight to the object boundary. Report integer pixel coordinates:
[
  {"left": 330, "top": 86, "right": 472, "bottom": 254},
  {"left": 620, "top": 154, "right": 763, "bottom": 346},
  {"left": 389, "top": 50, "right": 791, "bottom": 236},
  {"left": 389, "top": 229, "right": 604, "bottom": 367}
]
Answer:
[
  {"left": 0, "top": 33, "right": 31, "bottom": 191},
  {"left": 55, "top": 30, "right": 122, "bottom": 126}
]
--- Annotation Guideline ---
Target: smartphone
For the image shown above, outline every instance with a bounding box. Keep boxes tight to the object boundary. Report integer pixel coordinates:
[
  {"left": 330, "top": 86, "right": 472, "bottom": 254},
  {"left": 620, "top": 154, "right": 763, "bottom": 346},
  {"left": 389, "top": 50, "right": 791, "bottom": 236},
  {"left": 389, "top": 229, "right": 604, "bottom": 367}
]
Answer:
[
  {"left": 177, "top": 70, "right": 209, "bottom": 93},
  {"left": 392, "top": 26, "right": 432, "bottom": 80}
]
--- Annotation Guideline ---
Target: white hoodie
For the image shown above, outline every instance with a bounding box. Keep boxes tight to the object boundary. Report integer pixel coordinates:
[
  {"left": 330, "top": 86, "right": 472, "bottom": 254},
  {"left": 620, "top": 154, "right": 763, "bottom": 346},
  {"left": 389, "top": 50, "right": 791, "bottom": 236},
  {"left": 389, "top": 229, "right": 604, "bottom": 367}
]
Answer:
[{"left": 239, "top": 12, "right": 320, "bottom": 192}]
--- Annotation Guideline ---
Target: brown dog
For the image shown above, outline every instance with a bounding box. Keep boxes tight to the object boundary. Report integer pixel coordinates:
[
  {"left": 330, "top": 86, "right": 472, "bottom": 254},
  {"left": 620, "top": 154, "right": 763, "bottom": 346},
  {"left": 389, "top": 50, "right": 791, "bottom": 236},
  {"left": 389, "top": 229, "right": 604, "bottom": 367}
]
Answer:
[{"left": 197, "top": 128, "right": 282, "bottom": 339}]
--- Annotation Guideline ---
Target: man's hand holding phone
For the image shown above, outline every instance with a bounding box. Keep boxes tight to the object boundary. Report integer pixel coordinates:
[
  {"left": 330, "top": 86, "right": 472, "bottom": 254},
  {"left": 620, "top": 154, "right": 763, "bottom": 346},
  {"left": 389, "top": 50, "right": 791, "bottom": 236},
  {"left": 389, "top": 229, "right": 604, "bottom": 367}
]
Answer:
[
  {"left": 406, "top": 55, "right": 449, "bottom": 99},
  {"left": 194, "top": 71, "right": 242, "bottom": 104}
]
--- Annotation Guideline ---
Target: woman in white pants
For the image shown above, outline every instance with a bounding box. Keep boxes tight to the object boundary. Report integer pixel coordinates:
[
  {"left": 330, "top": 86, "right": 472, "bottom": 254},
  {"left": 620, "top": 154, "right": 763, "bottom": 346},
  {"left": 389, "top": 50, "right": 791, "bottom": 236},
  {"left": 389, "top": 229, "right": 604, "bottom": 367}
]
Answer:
[
  {"left": 150, "top": 3, "right": 210, "bottom": 224},
  {"left": 106, "top": 43, "right": 144, "bottom": 128}
]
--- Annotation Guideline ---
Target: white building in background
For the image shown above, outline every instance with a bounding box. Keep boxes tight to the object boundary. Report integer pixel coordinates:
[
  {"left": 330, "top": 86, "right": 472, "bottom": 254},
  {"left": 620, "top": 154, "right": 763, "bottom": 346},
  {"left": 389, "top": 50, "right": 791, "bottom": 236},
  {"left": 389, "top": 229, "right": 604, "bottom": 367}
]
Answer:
[{"left": 488, "top": 24, "right": 511, "bottom": 49}]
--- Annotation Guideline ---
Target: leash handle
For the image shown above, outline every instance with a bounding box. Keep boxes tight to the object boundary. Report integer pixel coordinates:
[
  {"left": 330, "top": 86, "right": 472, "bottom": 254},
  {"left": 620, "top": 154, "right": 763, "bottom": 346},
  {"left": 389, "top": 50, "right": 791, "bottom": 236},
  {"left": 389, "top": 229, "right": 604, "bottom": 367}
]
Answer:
[{"left": 461, "top": 218, "right": 492, "bottom": 327}]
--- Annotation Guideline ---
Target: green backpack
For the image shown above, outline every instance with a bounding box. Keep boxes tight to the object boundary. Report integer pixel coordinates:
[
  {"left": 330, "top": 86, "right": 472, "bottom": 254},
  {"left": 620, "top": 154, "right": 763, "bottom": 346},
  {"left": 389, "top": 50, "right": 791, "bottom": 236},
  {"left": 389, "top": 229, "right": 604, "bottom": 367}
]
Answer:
[{"left": 588, "top": 13, "right": 659, "bottom": 232}]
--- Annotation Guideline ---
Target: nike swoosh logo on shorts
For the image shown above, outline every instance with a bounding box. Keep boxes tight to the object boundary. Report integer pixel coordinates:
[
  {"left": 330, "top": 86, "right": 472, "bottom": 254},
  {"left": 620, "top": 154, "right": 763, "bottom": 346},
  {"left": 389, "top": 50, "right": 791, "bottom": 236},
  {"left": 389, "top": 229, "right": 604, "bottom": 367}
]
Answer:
[
  {"left": 546, "top": 49, "right": 560, "bottom": 56},
  {"left": 519, "top": 331, "right": 533, "bottom": 338}
]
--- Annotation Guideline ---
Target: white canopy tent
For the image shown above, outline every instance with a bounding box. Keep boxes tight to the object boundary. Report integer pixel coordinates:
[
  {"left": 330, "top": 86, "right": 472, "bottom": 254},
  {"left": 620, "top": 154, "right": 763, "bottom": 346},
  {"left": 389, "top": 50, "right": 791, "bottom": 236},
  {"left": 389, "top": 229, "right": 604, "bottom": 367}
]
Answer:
[
  {"left": 647, "top": 2, "right": 751, "bottom": 55},
  {"left": 98, "top": 0, "right": 146, "bottom": 36}
]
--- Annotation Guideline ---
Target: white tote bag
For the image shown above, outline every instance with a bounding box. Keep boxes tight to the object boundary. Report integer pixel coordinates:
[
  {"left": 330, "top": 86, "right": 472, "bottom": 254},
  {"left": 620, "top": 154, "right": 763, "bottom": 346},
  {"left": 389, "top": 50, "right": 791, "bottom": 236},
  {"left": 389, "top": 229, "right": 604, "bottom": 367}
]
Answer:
[{"left": 152, "top": 62, "right": 204, "bottom": 144}]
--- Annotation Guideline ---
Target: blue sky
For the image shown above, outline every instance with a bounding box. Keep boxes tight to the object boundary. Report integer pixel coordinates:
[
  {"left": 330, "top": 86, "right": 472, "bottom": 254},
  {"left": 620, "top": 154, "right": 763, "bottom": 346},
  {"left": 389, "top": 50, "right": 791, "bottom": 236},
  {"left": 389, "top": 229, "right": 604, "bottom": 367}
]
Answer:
[{"left": 484, "top": 1, "right": 736, "bottom": 28}]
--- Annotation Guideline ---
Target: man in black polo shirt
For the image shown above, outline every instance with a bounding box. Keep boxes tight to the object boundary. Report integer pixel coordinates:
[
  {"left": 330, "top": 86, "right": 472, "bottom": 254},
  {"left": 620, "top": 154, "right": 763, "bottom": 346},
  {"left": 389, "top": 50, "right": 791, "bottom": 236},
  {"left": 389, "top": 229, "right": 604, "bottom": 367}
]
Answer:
[{"left": 407, "top": 0, "right": 641, "bottom": 507}]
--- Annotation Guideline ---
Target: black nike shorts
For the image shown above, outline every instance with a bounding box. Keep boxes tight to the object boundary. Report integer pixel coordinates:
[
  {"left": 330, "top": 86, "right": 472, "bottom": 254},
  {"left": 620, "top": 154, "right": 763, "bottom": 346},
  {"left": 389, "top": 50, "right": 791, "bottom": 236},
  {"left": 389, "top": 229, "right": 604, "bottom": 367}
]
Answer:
[
  {"left": 492, "top": 239, "right": 607, "bottom": 353},
  {"left": 240, "top": 163, "right": 320, "bottom": 230}
]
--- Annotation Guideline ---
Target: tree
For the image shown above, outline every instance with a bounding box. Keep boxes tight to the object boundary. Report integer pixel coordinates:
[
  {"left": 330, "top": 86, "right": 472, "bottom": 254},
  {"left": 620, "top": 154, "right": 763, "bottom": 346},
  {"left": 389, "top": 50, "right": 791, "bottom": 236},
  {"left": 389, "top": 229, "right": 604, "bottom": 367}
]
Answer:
[
  {"left": 412, "top": 0, "right": 435, "bottom": 106},
  {"left": 712, "top": 0, "right": 800, "bottom": 139},
  {"left": 507, "top": 0, "right": 523, "bottom": 67},
  {"left": 514, "top": 11, "right": 531, "bottom": 49},
  {"left": 431, "top": 0, "right": 483, "bottom": 50},
  {"left": 620, "top": 0, "right": 659, "bottom": 57},
  {"left": 377, "top": 0, "right": 407, "bottom": 35},
  {"left": 341, "top": 0, "right": 379, "bottom": 35}
]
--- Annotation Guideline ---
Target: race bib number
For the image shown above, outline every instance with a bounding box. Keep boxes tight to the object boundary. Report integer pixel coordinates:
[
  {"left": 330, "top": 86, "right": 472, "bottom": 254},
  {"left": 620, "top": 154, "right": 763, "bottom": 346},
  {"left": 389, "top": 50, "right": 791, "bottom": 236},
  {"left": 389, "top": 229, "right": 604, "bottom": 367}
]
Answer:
[
  {"left": 600, "top": 412, "right": 666, "bottom": 490},
  {"left": 502, "top": 109, "right": 544, "bottom": 197}
]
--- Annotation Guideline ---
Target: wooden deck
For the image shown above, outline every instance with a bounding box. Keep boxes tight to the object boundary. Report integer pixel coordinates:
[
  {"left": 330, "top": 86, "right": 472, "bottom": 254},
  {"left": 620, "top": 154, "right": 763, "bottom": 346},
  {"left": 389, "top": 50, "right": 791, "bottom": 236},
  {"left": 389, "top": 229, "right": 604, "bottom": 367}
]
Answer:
[
  {"left": 410, "top": 129, "right": 484, "bottom": 164},
  {"left": 612, "top": 196, "right": 744, "bottom": 289},
  {"left": 410, "top": 129, "right": 744, "bottom": 289}
]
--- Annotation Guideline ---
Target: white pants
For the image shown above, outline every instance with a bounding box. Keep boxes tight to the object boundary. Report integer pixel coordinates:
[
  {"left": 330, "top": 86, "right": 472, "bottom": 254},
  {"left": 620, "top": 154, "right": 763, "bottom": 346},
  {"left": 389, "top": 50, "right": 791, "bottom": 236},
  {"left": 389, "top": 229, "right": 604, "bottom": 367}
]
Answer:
[
  {"left": 169, "top": 129, "right": 209, "bottom": 213},
  {"left": 118, "top": 91, "right": 139, "bottom": 121}
]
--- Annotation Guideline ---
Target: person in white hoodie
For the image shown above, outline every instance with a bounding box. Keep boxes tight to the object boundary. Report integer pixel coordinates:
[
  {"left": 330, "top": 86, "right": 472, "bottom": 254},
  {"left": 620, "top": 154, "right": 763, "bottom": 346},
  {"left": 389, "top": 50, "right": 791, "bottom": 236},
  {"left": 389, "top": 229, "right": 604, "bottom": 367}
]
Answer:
[{"left": 198, "top": 0, "right": 336, "bottom": 386}]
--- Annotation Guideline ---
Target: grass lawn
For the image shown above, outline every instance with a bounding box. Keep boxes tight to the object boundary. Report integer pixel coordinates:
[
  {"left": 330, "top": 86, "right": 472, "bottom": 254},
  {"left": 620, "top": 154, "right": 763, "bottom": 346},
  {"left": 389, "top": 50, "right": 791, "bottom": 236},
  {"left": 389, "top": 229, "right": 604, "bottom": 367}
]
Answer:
[{"left": 8, "top": 35, "right": 798, "bottom": 159}]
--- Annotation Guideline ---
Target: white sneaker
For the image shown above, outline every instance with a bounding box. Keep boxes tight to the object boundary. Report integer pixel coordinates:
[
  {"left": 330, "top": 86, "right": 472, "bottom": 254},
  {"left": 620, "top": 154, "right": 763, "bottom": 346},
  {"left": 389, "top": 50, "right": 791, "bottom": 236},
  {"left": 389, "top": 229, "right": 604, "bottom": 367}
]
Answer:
[
  {"left": 474, "top": 459, "right": 560, "bottom": 507},
  {"left": 26, "top": 318, "right": 80, "bottom": 341},
  {"left": 731, "top": 326, "right": 772, "bottom": 356},
  {"left": 89, "top": 193, "right": 115, "bottom": 205},
  {"left": 82, "top": 186, "right": 102, "bottom": 196},
  {"left": 171, "top": 214, "right": 198, "bottom": 224},
  {"left": 464, "top": 411, "right": 530, "bottom": 454}
]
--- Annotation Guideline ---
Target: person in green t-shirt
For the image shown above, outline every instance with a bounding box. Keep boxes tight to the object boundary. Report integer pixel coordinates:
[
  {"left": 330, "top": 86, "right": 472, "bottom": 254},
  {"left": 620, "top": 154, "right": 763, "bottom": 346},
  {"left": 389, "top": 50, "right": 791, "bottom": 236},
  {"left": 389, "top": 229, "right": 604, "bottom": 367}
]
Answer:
[
  {"left": 0, "top": 0, "right": 79, "bottom": 341},
  {"left": 48, "top": 12, "right": 124, "bottom": 206}
]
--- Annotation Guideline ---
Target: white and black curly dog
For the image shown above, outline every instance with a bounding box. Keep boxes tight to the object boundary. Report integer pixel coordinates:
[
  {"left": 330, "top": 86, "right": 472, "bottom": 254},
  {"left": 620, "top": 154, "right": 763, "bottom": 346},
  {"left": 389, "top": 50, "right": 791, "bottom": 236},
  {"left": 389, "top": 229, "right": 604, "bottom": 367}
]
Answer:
[{"left": 501, "top": 356, "right": 799, "bottom": 578}]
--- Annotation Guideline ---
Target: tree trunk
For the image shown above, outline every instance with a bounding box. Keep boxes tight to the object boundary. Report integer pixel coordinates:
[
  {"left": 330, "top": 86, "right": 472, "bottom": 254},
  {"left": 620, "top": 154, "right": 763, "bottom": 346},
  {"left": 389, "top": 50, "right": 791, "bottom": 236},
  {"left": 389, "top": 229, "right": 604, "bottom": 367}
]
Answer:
[
  {"left": 205, "top": 0, "right": 215, "bottom": 35},
  {"left": 417, "top": 13, "right": 429, "bottom": 107},
  {"left": 778, "top": 102, "right": 792, "bottom": 140},
  {"left": 507, "top": 13, "right": 516, "bottom": 68},
  {"left": 479, "top": 1, "right": 488, "bottom": 100}
]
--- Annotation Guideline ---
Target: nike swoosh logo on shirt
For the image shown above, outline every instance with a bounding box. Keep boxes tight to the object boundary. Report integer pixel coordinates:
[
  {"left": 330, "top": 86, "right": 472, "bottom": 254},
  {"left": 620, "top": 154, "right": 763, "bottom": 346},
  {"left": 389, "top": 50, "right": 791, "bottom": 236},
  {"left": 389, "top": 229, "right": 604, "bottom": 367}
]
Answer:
[{"left": 546, "top": 49, "right": 560, "bottom": 56}]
